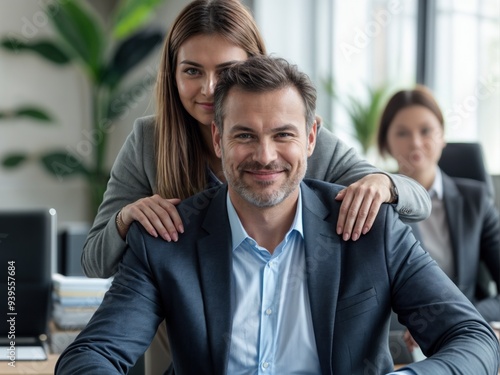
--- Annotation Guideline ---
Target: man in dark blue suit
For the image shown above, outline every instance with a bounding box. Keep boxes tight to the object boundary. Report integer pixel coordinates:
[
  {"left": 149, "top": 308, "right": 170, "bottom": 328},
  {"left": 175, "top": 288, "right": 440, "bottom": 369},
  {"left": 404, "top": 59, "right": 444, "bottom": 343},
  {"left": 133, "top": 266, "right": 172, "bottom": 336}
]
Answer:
[{"left": 56, "top": 56, "right": 499, "bottom": 374}]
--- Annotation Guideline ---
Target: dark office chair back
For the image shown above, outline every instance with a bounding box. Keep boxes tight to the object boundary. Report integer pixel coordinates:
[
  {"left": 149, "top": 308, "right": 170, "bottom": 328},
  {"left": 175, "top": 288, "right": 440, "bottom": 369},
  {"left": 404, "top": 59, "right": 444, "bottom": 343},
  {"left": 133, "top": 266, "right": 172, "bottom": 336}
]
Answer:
[
  {"left": 439, "top": 142, "right": 496, "bottom": 300},
  {"left": 438, "top": 142, "right": 495, "bottom": 198}
]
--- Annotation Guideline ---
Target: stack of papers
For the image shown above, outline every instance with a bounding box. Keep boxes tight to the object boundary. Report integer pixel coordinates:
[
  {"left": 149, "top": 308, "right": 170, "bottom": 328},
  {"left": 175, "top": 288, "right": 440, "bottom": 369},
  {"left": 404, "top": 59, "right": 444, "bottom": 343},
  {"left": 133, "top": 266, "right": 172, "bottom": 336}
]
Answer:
[{"left": 52, "top": 273, "right": 112, "bottom": 330}]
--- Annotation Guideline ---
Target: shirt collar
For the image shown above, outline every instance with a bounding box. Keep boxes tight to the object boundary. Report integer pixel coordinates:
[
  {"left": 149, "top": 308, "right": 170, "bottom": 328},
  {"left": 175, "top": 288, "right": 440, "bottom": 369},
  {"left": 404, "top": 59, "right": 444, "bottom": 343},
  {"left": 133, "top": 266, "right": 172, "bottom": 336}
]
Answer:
[
  {"left": 429, "top": 168, "right": 444, "bottom": 200},
  {"left": 227, "top": 187, "right": 304, "bottom": 252}
]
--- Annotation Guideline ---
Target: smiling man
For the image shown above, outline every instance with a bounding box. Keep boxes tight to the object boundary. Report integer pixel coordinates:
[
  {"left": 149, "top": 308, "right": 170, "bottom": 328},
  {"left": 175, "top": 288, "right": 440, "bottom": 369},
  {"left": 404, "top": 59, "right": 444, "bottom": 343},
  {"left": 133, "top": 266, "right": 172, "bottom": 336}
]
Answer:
[{"left": 56, "top": 56, "right": 499, "bottom": 375}]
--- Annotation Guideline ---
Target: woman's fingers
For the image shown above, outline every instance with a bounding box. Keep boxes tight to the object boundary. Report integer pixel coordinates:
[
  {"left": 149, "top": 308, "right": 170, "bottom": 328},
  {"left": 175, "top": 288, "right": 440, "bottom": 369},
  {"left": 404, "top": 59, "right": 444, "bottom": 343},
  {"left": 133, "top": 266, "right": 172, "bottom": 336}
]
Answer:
[
  {"left": 335, "top": 174, "right": 392, "bottom": 240},
  {"left": 121, "top": 195, "right": 183, "bottom": 241}
]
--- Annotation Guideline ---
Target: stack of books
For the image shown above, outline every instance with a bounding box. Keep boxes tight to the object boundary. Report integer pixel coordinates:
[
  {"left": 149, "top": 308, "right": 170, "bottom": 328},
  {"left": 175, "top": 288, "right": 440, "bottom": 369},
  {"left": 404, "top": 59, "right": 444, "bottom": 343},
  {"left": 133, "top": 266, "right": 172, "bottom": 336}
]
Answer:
[{"left": 51, "top": 273, "right": 113, "bottom": 330}]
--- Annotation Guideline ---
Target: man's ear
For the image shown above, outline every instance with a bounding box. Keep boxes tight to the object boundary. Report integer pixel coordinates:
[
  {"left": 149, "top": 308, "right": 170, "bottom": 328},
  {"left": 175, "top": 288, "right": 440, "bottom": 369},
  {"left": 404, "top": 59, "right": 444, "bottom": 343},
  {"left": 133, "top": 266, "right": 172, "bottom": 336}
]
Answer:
[
  {"left": 307, "top": 121, "right": 317, "bottom": 157},
  {"left": 212, "top": 121, "right": 222, "bottom": 158}
]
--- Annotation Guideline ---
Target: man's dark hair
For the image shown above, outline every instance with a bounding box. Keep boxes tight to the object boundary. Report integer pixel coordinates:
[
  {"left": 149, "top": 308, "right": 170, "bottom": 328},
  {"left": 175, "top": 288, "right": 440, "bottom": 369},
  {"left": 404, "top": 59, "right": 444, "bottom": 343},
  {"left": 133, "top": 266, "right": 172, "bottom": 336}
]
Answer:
[{"left": 214, "top": 56, "right": 317, "bottom": 132}]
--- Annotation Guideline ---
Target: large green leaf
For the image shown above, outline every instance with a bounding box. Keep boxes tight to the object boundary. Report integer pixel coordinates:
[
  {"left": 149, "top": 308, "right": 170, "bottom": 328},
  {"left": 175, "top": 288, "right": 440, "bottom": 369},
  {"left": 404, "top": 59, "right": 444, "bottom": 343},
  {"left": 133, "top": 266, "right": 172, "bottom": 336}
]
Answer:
[
  {"left": 15, "top": 107, "right": 53, "bottom": 122},
  {"left": 0, "top": 106, "right": 53, "bottom": 122},
  {"left": 112, "top": 0, "right": 165, "bottom": 39},
  {"left": 2, "top": 153, "right": 28, "bottom": 168},
  {"left": 47, "top": 0, "right": 104, "bottom": 80},
  {"left": 102, "top": 29, "right": 163, "bottom": 88},
  {"left": 1, "top": 39, "right": 71, "bottom": 64},
  {"left": 40, "top": 151, "right": 89, "bottom": 179}
]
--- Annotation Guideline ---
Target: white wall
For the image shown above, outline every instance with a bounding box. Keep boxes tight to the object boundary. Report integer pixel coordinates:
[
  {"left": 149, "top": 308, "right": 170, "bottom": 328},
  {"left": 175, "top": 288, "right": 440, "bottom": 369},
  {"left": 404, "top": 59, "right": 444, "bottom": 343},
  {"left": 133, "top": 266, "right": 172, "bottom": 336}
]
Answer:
[
  {"left": 0, "top": 0, "right": 188, "bottom": 225},
  {"left": 253, "top": 0, "right": 335, "bottom": 131}
]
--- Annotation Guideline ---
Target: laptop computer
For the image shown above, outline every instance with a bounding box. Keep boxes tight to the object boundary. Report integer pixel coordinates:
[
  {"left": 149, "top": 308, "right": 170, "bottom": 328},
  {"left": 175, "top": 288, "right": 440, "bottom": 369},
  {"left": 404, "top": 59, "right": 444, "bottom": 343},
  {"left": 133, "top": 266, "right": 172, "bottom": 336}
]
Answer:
[{"left": 0, "top": 208, "right": 57, "bottom": 361}]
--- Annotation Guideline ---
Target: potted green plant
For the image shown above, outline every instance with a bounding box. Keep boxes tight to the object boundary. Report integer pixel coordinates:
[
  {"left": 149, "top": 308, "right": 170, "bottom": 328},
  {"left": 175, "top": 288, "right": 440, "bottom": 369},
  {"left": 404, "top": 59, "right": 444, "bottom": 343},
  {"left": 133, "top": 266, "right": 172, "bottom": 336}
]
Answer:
[
  {"left": 323, "top": 78, "right": 388, "bottom": 155},
  {"left": 0, "top": 0, "right": 164, "bottom": 217}
]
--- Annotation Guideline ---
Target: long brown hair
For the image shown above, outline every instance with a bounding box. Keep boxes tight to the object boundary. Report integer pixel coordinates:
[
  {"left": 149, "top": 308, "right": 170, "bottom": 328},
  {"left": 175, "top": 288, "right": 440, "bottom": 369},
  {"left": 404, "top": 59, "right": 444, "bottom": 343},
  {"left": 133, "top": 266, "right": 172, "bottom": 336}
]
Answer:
[
  {"left": 154, "top": 0, "right": 267, "bottom": 199},
  {"left": 377, "top": 85, "right": 444, "bottom": 157}
]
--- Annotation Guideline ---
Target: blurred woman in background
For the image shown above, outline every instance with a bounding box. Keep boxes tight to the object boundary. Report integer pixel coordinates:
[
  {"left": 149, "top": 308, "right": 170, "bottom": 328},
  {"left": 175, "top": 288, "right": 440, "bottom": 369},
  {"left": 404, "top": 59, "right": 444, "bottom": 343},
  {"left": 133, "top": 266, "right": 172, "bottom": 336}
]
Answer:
[{"left": 377, "top": 85, "right": 500, "bottom": 352}]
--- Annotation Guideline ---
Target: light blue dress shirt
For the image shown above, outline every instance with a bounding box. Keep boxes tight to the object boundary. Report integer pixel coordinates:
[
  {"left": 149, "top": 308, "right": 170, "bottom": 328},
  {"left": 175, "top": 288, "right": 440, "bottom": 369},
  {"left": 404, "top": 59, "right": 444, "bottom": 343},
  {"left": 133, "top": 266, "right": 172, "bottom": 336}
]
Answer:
[
  {"left": 226, "top": 189, "right": 322, "bottom": 374},
  {"left": 225, "top": 189, "right": 416, "bottom": 375}
]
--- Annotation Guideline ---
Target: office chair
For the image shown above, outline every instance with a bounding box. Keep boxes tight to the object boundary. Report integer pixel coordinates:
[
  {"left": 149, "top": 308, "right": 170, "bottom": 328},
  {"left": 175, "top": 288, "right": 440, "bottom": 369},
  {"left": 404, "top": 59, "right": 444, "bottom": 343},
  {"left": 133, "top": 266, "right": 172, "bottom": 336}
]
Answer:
[
  {"left": 438, "top": 142, "right": 495, "bottom": 198},
  {"left": 438, "top": 142, "right": 497, "bottom": 299}
]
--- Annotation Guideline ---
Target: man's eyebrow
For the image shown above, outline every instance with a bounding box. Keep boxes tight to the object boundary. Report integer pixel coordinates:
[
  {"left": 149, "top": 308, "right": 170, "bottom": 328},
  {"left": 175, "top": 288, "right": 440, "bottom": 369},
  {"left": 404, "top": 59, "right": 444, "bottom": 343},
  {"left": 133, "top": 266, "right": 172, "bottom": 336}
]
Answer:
[
  {"left": 228, "top": 124, "right": 300, "bottom": 133},
  {"left": 272, "top": 124, "right": 300, "bottom": 132},
  {"left": 228, "top": 124, "right": 255, "bottom": 133}
]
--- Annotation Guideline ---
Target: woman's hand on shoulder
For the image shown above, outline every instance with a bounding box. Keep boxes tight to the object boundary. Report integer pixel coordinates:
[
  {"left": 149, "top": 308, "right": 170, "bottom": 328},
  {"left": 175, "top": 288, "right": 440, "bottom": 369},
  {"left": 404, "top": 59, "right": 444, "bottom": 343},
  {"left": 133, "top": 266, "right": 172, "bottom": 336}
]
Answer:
[
  {"left": 117, "top": 195, "right": 183, "bottom": 241},
  {"left": 334, "top": 174, "right": 393, "bottom": 241}
]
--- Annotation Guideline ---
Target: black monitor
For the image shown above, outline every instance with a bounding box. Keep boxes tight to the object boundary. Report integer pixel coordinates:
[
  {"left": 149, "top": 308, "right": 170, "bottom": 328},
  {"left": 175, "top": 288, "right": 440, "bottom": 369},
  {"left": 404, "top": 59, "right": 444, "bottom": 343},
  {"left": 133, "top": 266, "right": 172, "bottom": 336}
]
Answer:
[{"left": 0, "top": 208, "right": 56, "bottom": 340}]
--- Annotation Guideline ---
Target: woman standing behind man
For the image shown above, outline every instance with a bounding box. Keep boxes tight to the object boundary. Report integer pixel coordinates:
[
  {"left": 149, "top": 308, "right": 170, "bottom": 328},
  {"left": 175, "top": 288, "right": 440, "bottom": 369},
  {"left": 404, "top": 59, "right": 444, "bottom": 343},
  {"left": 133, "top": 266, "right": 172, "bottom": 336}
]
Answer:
[
  {"left": 83, "top": 0, "right": 430, "bottom": 279},
  {"left": 377, "top": 85, "right": 500, "bottom": 351},
  {"left": 81, "top": 0, "right": 431, "bottom": 372}
]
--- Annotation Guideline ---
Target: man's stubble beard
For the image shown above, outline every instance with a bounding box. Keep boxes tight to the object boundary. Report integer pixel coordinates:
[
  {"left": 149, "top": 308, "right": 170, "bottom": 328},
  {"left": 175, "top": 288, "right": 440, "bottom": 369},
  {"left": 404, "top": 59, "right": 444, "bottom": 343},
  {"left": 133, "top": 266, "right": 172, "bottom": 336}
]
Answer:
[{"left": 221, "top": 150, "right": 307, "bottom": 208}]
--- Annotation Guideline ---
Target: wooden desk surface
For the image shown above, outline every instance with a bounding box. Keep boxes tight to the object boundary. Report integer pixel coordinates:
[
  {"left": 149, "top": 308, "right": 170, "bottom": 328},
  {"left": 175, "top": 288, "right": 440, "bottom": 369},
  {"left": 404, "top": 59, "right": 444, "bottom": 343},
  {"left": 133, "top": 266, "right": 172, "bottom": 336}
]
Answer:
[{"left": 0, "top": 354, "right": 57, "bottom": 375}]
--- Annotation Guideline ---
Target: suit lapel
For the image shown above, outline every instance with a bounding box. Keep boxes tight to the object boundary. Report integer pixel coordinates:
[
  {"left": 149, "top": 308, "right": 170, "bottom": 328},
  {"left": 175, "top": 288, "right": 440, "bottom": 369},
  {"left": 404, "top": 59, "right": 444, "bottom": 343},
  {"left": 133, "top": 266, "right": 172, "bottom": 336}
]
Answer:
[
  {"left": 197, "top": 186, "right": 233, "bottom": 375},
  {"left": 442, "top": 173, "right": 465, "bottom": 284},
  {"left": 301, "top": 182, "right": 342, "bottom": 374}
]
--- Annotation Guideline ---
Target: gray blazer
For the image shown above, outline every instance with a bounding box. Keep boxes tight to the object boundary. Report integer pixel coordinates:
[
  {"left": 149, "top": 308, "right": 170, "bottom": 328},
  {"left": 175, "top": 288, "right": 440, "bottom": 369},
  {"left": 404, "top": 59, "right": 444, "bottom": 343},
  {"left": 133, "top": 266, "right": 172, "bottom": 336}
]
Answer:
[
  {"left": 82, "top": 116, "right": 431, "bottom": 277},
  {"left": 411, "top": 172, "right": 500, "bottom": 322},
  {"left": 58, "top": 181, "right": 499, "bottom": 375}
]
